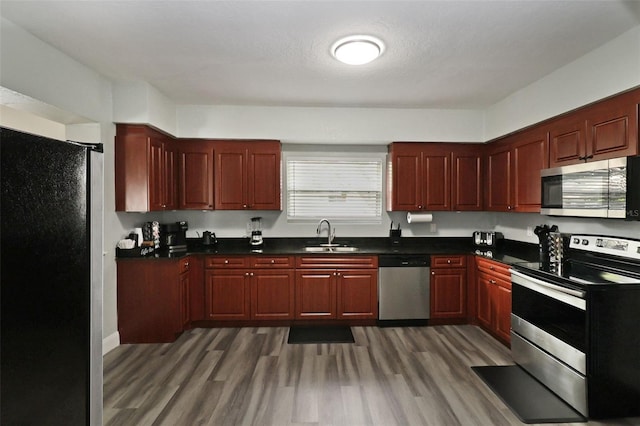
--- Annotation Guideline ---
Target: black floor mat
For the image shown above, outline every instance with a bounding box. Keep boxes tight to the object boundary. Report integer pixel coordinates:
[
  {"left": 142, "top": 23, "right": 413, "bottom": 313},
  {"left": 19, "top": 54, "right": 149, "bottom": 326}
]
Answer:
[
  {"left": 287, "top": 326, "right": 355, "bottom": 344},
  {"left": 472, "top": 365, "right": 586, "bottom": 424}
]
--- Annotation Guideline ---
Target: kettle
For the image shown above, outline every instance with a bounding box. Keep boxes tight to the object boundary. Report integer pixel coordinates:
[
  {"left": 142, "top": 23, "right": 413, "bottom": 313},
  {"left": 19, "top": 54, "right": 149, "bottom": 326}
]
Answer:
[{"left": 202, "top": 231, "right": 217, "bottom": 246}]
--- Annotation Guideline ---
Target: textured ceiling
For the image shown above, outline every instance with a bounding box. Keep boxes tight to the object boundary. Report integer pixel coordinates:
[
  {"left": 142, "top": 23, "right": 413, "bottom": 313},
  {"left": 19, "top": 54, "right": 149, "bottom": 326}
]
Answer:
[{"left": 1, "top": 1, "right": 639, "bottom": 109}]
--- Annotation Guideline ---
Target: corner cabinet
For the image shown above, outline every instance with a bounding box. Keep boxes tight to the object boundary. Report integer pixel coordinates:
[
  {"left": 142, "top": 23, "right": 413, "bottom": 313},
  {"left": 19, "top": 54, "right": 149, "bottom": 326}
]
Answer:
[
  {"left": 430, "top": 255, "right": 467, "bottom": 321},
  {"left": 475, "top": 257, "right": 511, "bottom": 346},
  {"left": 387, "top": 142, "right": 483, "bottom": 212},
  {"left": 117, "top": 256, "right": 191, "bottom": 343},
  {"left": 485, "top": 126, "right": 549, "bottom": 212},
  {"left": 295, "top": 256, "right": 378, "bottom": 320},
  {"left": 115, "top": 124, "right": 177, "bottom": 212},
  {"left": 214, "top": 140, "right": 282, "bottom": 210}
]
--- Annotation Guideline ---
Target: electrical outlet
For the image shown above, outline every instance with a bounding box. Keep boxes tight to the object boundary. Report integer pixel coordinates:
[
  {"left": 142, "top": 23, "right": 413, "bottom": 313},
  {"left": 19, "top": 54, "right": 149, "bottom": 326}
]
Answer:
[
  {"left": 526, "top": 226, "right": 533, "bottom": 237},
  {"left": 430, "top": 223, "right": 437, "bottom": 232}
]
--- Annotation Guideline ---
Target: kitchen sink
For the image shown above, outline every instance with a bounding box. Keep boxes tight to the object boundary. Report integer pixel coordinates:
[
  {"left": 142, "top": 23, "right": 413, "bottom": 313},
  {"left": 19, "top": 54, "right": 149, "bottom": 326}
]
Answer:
[{"left": 303, "top": 246, "right": 359, "bottom": 252}]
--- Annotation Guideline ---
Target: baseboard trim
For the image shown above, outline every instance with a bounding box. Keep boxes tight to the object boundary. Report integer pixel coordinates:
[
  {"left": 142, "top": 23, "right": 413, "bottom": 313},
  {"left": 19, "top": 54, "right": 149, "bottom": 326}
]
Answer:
[{"left": 103, "top": 331, "right": 120, "bottom": 355}]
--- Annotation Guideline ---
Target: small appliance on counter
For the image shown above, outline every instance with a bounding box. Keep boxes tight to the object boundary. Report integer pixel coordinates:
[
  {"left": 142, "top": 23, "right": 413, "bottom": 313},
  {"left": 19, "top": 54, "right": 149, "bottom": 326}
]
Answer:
[
  {"left": 389, "top": 221, "right": 401, "bottom": 245},
  {"left": 202, "top": 230, "right": 217, "bottom": 246},
  {"left": 159, "top": 221, "right": 188, "bottom": 253},
  {"left": 472, "top": 231, "right": 504, "bottom": 248},
  {"left": 249, "top": 217, "right": 264, "bottom": 250}
]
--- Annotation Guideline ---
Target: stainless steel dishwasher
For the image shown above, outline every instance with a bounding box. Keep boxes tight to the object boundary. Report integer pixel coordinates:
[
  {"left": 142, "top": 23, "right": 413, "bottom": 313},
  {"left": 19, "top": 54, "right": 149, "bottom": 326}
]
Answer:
[{"left": 378, "top": 254, "right": 430, "bottom": 325}]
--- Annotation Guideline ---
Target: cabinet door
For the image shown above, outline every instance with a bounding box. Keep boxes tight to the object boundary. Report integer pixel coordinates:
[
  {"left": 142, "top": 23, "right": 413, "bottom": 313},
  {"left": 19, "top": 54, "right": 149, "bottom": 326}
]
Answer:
[
  {"left": 495, "top": 283, "right": 512, "bottom": 344},
  {"left": 215, "top": 143, "right": 247, "bottom": 209},
  {"left": 389, "top": 145, "right": 421, "bottom": 211},
  {"left": 247, "top": 143, "right": 281, "bottom": 210},
  {"left": 337, "top": 269, "right": 378, "bottom": 320},
  {"left": 205, "top": 270, "right": 250, "bottom": 320},
  {"left": 422, "top": 149, "right": 451, "bottom": 211},
  {"left": 452, "top": 148, "right": 482, "bottom": 211},
  {"left": 586, "top": 97, "right": 638, "bottom": 161},
  {"left": 476, "top": 273, "right": 492, "bottom": 329},
  {"left": 179, "top": 141, "right": 214, "bottom": 209},
  {"left": 511, "top": 129, "right": 549, "bottom": 212},
  {"left": 251, "top": 270, "right": 294, "bottom": 320},
  {"left": 164, "top": 141, "right": 178, "bottom": 210},
  {"left": 179, "top": 271, "right": 190, "bottom": 328},
  {"left": 485, "top": 144, "right": 511, "bottom": 211},
  {"left": 148, "top": 137, "right": 166, "bottom": 211},
  {"left": 295, "top": 270, "right": 336, "bottom": 319},
  {"left": 430, "top": 268, "right": 466, "bottom": 319},
  {"left": 549, "top": 116, "right": 586, "bottom": 167}
]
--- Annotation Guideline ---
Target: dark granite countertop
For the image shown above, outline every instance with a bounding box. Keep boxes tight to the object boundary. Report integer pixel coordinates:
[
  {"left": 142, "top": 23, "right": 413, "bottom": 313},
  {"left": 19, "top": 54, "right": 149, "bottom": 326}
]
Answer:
[{"left": 117, "top": 237, "right": 540, "bottom": 265}]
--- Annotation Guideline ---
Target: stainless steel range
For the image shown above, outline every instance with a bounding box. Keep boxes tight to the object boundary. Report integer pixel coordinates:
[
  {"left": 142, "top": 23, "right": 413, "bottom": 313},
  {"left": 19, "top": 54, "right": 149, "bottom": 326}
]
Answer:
[{"left": 510, "top": 234, "right": 640, "bottom": 419}]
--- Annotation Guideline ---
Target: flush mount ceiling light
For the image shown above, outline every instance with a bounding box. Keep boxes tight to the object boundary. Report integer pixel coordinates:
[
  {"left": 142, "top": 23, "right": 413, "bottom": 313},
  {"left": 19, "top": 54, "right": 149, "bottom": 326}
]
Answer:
[{"left": 331, "top": 35, "right": 385, "bottom": 65}]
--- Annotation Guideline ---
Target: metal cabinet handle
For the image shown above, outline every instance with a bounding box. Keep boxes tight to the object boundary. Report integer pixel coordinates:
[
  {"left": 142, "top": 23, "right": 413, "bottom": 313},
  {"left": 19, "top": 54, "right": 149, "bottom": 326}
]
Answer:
[
  {"left": 489, "top": 279, "right": 496, "bottom": 284},
  {"left": 224, "top": 260, "right": 229, "bottom": 264},
  {"left": 270, "top": 259, "right": 275, "bottom": 264},
  {"left": 447, "top": 259, "right": 451, "bottom": 264}
]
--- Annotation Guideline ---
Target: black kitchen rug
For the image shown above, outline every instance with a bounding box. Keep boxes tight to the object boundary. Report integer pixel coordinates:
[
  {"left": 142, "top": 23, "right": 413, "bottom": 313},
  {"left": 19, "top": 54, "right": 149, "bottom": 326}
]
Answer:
[
  {"left": 287, "top": 326, "right": 355, "bottom": 344},
  {"left": 472, "top": 365, "right": 586, "bottom": 424}
]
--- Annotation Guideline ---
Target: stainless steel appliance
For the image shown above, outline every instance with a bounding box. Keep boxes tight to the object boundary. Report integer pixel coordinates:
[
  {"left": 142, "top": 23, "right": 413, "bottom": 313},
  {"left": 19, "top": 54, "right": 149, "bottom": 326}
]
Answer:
[
  {"left": 378, "top": 254, "right": 430, "bottom": 324},
  {"left": 1, "top": 127, "right": 103, "bottom": 425},
  {"left": 540, "top": 156, "right": 640, "bottom": 220},
  {"left": 510, "top": 234, "right": 640, "bottom": 419},
  {"left": 473, "top": 231, "right": 504, "bottom": 247}
]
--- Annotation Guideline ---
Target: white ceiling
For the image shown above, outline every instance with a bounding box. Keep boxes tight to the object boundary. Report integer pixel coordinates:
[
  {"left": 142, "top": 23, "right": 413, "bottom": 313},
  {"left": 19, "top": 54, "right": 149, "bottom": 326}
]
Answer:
[{"left": 2, "top": 0, "right": 640, "bottom": 109}]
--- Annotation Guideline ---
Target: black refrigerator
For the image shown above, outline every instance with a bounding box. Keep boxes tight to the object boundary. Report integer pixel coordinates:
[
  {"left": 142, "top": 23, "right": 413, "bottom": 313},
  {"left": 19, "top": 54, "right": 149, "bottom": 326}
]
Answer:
[{"left": 1, "top": 127, "right": 103, "bottom": 425}]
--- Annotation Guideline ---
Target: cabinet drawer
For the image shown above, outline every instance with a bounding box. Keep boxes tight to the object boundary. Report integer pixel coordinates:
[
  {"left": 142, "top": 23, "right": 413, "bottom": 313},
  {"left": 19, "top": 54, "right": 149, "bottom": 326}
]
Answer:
[
  {"left": 205, "top": 256, "right": 248, "bottom": 269},
  {"left": 178, "top": 256, "right": 191, "bottom": 274},
  {"left": 296, "top": 255, "right": 378, "bottom": 269},
  {"left": 476, "top": 257, "right": 511, "bottom": 280},
  {"left": 431, "top": 255, "right": 466, "bottom": 268},
  {"left": 478, "top": 271, "right": 511, "bottom": 290},
  {"left": 250, "top": 256, "right": 294, "bottom": 268}
]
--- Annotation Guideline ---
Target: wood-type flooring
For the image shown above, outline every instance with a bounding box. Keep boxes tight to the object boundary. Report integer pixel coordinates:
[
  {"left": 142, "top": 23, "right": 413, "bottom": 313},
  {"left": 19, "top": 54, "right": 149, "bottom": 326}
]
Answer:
[{"left": 103, "top": 325, "right": 640, "bottom": 426}]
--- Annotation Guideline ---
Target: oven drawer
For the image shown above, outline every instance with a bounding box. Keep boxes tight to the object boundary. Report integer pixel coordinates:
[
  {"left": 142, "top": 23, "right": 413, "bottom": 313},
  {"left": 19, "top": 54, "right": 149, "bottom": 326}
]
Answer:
[
  {"left": 511, "top": 314, "right": 585, "bottom": 374},
  {"left": 511, "top": 332, "right": 587, "bottom": 417}
]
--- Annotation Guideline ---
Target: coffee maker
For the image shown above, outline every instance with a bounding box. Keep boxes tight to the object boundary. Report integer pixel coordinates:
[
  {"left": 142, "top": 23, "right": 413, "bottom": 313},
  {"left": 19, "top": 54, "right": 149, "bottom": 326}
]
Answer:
[
  {"left": 249, "top": 217, "right": 263, "bottom": 249},
  {"left": 160, "top": 221, "right": 188, "bottom": 253}
]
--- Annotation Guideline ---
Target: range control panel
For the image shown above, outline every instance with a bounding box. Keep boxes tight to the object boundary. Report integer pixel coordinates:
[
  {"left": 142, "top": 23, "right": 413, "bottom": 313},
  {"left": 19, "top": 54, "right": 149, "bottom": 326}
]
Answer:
[{"left": 570, "top": 235, "right": 640, "bottom": 261}]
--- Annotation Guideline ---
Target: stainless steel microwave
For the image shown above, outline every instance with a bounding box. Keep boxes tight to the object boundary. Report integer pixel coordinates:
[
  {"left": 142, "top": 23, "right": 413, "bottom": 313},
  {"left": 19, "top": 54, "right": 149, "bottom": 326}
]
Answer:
[{"left": 540, "top": 156, "right": 640, "bottom": 220}]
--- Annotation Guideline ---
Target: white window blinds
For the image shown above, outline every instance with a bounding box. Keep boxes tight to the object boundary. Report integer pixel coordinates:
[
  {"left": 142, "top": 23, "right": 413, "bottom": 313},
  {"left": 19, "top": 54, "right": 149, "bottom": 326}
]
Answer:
[{"left": 286, "top": 157, "right": 383, "bottom": 221}]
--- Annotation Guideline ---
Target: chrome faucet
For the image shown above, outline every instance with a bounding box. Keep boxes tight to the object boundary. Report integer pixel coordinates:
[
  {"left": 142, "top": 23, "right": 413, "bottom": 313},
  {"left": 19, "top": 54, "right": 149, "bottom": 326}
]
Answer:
[{"left": 316, "top": 218, "right": 335, "bottom": 245}]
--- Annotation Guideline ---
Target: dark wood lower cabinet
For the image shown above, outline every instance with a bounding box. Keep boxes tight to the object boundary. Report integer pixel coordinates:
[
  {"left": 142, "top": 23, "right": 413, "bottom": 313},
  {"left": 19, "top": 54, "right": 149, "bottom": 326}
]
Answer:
[
  {"left": 251, "top": 270, "right": 295, "bottom": 320},
  {"left": 117, "top": 257, "right": 191, "bottom": 343},
  {"left": 475, "top": 257, "right": 512, "bottom": 346},
  {"left": 337, "top": 269, "right": 378, "bottom": 320},
  {"left": 295, "top": 270, "right": 336, "bottom": 319},
  {"left": 205, "top": 269, "right": 251, "bottom": 320},
  {"left": 430, "top": 255, "right": 467, "bottom": 322}
]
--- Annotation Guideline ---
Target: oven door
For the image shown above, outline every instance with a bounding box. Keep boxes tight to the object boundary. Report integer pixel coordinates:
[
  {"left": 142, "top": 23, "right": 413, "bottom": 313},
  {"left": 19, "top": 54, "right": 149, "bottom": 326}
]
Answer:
[{"left": 510, "top": 269, "right": 589, "bottom": 416}]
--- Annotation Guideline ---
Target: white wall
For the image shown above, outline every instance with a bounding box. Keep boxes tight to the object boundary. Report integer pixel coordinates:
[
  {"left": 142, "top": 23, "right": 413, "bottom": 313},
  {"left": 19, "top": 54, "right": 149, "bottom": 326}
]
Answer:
[
  {"left": 176, "top": 104, "right": 484, "bottom": 144},
  {"left": 112, "top": 81, "right": 177, "bottom": 135},
  {"left": 484, "top": 25, "right": 640, "bottom": 141}
]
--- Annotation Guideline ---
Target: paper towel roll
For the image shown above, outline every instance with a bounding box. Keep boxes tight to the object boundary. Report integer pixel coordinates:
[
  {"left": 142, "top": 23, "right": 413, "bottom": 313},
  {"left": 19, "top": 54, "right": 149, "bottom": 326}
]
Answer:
[{"left": 407, "top": 212, "right": 433, "bottom": 223}]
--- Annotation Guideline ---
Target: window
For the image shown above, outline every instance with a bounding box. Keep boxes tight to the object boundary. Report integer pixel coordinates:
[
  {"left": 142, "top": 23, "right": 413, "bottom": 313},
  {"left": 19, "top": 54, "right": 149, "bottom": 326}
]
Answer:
[{"left": 286, "top": 155, "right": 383, "bottom": 222}]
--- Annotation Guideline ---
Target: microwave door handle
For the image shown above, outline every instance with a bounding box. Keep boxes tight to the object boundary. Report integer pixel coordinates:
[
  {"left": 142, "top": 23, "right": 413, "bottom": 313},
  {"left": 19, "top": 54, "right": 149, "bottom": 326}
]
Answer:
[{"left": 510, "top": 269, "right": 586, "bottom": 310}]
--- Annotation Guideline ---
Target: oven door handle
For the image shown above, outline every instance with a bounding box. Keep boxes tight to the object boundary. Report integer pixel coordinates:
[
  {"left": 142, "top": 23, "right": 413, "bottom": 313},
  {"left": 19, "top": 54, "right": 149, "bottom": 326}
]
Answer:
[{"left": 510, "top": 269, "right": 586, "bottom": 310}]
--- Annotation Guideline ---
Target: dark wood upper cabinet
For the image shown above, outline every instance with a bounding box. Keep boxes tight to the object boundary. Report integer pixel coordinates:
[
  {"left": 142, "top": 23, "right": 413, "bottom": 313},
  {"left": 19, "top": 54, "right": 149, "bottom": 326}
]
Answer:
[
  {"left": 115, "top": 124, "right": 176, "bottom": 212},
  {"left": 214, "top": 140, "right": 281, "bottom": 210},
  {"left": 550, "top": 88, "right": 639, "bottom": 167},
  {"left": 387, "top": 142, "right": 482, "bottom": 212},
  {"left": 451, "top": 145, "right": 483, "bottom": 211},
  {"left": 485, "top": 127, "right": 548, "bottom": 212},
  {"left": 511, "top": 127, "right": 549, "bottom": 212},
  {"left": 178, "top": 140, "right": 214, "bottom": 210}
]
